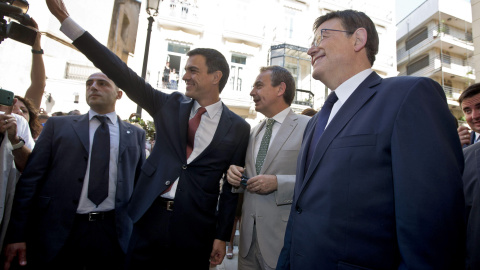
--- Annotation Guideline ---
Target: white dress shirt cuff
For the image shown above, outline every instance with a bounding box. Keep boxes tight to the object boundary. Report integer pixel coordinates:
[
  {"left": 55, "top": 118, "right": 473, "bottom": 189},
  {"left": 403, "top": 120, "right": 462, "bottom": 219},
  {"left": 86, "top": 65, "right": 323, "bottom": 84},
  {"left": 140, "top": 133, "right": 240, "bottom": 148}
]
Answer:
[{"left": 60, "top": 17, "right": 85, "bottom": 41}]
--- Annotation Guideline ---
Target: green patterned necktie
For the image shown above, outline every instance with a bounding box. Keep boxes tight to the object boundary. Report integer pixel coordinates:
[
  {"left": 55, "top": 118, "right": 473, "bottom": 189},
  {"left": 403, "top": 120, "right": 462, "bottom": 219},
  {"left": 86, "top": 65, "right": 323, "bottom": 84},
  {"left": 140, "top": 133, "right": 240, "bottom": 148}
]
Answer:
[{"left": 255, "top": 118, "right": 275, "bottom": 175}]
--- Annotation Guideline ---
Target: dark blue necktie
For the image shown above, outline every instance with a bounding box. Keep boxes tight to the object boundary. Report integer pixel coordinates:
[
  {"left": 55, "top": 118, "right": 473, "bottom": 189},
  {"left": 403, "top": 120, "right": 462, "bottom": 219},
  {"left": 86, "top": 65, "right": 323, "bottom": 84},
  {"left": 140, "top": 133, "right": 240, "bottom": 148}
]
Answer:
[
  {"left": 305, "top": 92, "right": 338, "bottom": 170},
  {"left": 88, "top": 115, "right": 110, "bottom": 206}
]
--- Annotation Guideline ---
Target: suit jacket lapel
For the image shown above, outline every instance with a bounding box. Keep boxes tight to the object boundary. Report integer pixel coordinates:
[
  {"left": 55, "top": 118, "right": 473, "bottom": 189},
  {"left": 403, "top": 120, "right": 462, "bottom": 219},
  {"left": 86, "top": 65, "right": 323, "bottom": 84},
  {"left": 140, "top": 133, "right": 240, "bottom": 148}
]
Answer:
[
  {"left": 118, "top": 117, "right": 131, "bottom": 158},
  {"left": 72, "top": 114, "right": 90, "bottom": 153},
  {"left": 178, "top": 100, "right": 194, "bottom": 161},
  {"left": 261, "top": 110, "right": 298, "bottom": 174},
  {"left": 249, "top": 120, "right": 266, "bottom": 176},
  {"left": 296, "top": 114, "right": 317, "bottom": 187},
  {"left": 300, "top": 72, "right": 382, "bottom": 193},
  {"left": 475, "top": 147, "right": 480, "bottom": 179}
]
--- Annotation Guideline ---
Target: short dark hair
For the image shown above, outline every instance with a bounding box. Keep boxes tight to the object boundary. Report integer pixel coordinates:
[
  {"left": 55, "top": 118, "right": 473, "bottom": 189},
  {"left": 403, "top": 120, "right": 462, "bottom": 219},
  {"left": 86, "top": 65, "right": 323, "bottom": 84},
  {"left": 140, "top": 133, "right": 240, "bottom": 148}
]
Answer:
[
  {"left": 68, "top": 109, "right": 81, "bottom": 115},
  {"left": 52, "top": 111, "right": 65, "bottom": 116},
  {"left": 459, "top": 83, "right": 480, "bottom": 105},
  {"left": 301, "top": 108, "right": 317, "bottom": 116},
  {"left": 187, "top": 48, "right": 230, "bottom": 93},
  {"left": 38, "top": 114, "right": 49, "bottom": 120},
  {"left": 259, "top": 66, "right": 296, "bottom": 106},
  {"left": 15, "top": 95, "right": 41, "bottom": 138},
  {"left": 313, "top": 9, "right": 379, "bottom": 66}
]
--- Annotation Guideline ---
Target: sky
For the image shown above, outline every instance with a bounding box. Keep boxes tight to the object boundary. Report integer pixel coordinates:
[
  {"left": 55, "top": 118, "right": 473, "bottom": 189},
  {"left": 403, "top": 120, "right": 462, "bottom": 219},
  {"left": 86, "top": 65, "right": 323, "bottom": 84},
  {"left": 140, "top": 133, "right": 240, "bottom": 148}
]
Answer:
[{"left": 396, "top": 0, "right": 471, "bottom": 23}]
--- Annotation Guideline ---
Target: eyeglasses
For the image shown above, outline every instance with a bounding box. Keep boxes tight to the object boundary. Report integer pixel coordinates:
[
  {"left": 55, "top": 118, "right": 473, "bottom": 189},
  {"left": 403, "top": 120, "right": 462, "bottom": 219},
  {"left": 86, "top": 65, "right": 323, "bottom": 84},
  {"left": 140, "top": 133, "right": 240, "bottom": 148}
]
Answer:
[{"left": 312, "top": 29, "right": 354, "bottom": 47}]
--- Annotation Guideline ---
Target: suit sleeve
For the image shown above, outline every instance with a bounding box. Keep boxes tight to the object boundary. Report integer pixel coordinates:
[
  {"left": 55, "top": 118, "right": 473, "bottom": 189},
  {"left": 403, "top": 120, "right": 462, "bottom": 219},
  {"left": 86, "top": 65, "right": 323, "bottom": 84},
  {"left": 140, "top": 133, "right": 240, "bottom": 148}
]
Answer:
[
  {"left": 6, "top": 118, "right": 55, "bottom": 243},
  {"left": 72, "top": 32, "right": 168, "bottom": 117},
  {"left": 391, "top": 77, "right": 465, "bottom": 268},
  {"left": 275, "top": 175, "right": 295, "bottom": 205},
  {"left": 215, "top": 122, "right": 250, "bottom": 241}
]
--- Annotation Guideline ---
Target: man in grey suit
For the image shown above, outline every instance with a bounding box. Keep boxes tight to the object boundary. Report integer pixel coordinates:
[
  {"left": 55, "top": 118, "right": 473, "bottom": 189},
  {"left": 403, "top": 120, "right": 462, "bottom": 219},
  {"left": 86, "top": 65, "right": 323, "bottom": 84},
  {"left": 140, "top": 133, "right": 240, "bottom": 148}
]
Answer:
[
  {"left": 463, "top": 142, "right": 480, "bottom": 269},
  {"left": 226, "top": 66, "right": 309, "bottom": 270},
  {"left": 3, "top": 73, "right": 146, "bottom": 270}
]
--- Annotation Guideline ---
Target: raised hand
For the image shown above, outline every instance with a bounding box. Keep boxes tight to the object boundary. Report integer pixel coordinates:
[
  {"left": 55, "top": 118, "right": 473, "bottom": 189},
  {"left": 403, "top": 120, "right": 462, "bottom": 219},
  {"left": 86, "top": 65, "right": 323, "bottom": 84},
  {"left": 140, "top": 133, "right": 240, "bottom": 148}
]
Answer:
[{"left": 45, "top": 0, "right": 70, "bottom": 22}]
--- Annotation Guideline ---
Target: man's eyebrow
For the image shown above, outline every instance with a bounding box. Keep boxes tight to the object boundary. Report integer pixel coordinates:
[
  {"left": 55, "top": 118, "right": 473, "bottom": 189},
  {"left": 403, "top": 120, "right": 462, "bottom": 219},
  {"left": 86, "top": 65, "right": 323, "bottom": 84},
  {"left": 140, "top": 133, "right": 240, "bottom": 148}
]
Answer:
[
  {"left": 86, "top": 79, "right": 110, "bottom": 84},
  {"left": 253, "top": 81, "right": 263, "bottom": 87},
  {"left": 185, "top": 66, "right": 199, "bottom": 71}
]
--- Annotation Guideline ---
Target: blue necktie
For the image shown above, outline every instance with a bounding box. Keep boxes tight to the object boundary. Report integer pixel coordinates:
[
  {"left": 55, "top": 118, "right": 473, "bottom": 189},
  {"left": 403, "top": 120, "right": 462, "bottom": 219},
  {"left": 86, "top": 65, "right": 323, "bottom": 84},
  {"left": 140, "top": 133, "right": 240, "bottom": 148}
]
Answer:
[
  {"left": 88, "top": 115, "right": 110, "bottom": 206},
  {"left": 305, "top": 92, "right": 338, "bottom": 169}
]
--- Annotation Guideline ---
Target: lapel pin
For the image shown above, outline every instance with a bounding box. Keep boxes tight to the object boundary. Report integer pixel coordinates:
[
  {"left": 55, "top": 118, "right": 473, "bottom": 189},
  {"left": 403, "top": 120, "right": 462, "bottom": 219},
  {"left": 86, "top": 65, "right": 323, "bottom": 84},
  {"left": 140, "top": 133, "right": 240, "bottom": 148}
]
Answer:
[{"left": 127, "top": 130, "right": 131, "bottom": 134}]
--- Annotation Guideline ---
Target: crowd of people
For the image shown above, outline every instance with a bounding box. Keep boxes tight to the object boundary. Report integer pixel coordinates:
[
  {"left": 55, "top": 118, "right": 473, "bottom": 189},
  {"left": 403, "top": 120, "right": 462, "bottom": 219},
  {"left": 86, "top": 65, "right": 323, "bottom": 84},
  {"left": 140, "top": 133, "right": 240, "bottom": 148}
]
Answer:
[{"left": 0, "top": 1, "right": 479, "bottom": 270}]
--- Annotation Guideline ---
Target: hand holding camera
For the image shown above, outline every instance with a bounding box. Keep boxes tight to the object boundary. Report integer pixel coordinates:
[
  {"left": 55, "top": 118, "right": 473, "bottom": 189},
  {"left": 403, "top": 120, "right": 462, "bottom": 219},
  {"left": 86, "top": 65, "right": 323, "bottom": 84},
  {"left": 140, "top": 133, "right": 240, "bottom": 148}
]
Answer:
[{"left": 0, "top": 0, "right": 37, "bottom": 46}]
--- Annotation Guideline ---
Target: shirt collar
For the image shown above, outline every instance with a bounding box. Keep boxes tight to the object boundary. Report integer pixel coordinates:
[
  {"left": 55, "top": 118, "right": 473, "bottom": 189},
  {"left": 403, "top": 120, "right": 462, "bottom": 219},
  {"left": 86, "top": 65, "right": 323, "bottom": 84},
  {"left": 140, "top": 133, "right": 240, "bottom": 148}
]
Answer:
[
  {"left": 89, "top": 110, "right": 118, "bottom": 125},
  {"left": 269, "top": 107, "right": 291, "bottom": 125},
  {"left": 191, "top": 99, "right": 223, "bottom": 119},
  {"left": 334, "top": 68, "right": 373, "bottom": 104}
]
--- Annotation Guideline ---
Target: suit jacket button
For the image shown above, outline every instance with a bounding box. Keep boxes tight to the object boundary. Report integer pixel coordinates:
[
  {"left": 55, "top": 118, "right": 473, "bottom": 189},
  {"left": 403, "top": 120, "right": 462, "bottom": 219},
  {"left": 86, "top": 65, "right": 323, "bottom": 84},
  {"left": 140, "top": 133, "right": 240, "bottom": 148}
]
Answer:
[
  {"left": 296, "top": 206, "right": 302, "bottom": 214},
  {"left": 165, "top": 181, "right": 171, "bottom": 186},
  {"left": 182, "top": 165, "right": 187, "bottom": 169}
]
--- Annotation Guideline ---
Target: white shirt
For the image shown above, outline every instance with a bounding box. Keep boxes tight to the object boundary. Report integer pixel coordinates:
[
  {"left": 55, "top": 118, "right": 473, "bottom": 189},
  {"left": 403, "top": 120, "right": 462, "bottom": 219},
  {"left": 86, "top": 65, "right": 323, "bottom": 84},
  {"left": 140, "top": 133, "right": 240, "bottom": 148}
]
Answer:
[
  {"left": 60, "top": 17, "right": 85, "bottom": 40},
  {"left": 327, "top": 69, "right": 374, "bottom": 128},
  {"left": 161, "top": 100, "right": 223, "bottom": 199},
  {"left": 0, "top": 112, "right": 35, "bottom": 150},
  {"left": 254, "top": 107, "right": 290, "bottom": 162},
  {"left": 76, "top": 110, "right": 120, "bottom": 213}
]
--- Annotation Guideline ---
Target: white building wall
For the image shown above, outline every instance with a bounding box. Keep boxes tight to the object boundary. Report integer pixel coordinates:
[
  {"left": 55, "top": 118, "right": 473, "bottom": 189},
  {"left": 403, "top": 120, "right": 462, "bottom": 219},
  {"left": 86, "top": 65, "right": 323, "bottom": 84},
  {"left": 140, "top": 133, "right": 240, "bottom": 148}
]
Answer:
[
  {"left": 0, "top": 0, "right": 397, "bottom": 124},
  {"left": 473, "top": 0, "right": 480, "bottom": 82}
]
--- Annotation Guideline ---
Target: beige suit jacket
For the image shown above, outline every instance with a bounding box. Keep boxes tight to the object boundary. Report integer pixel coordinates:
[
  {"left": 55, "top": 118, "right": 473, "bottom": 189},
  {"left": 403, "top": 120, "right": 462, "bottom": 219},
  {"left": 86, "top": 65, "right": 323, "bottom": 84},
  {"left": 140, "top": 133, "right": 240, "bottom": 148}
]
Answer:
[{"left": 233, "top": 109, "right": 309, "bottom": 268}]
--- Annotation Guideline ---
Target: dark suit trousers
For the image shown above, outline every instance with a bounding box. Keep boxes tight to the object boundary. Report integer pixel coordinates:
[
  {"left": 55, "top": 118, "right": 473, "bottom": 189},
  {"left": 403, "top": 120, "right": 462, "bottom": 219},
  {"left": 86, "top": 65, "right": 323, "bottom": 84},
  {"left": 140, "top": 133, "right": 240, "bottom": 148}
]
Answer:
[
  {"left": 126, "top": 197, "right": 211, "bottom": 270},
  {"left": 28, "top": 212, "right": 124, "bottom": 270}
]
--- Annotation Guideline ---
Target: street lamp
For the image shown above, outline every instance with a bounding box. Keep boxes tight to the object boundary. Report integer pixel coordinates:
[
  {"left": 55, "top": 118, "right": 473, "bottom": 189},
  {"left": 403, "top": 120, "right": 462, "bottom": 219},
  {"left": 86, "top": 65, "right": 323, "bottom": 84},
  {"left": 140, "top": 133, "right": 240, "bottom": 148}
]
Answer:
[{"left": 136, "top": 0, "right": 161, "bottom": 117}]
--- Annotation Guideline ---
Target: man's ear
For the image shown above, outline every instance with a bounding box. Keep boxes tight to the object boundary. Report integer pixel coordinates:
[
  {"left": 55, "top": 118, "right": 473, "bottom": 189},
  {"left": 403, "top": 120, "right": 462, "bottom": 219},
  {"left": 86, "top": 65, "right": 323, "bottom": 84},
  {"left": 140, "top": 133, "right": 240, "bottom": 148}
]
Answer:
[
  {"left": 278, "top": 82, "right": 286, "bottom": 97},
  {"left": 212, "top": 71, "right": 223, "bottom": 85},
  {"left": 116, "top": 90, "right": 123, "bottom": 100},
  {"left": 353, "top": 28, "right": 367, "bottom": 52}
]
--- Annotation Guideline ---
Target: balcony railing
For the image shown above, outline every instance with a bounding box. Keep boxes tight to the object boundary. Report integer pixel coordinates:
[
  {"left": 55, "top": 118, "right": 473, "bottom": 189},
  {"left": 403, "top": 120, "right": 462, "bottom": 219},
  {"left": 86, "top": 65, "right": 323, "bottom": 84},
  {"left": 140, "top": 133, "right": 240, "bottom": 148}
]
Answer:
[
  {"left": 443, "top": 85, "right": 463, "bottom": 100},
  {"left": 158, "top": 0, "right": 200, "bottom": 22},
  {"left": 438, "top": 24, "right": 472, "bottom": 42},
  {"left": 65, "top": 62, "right": 99, "bottom": 81},
  {"left": 293, "top": 89, "right": 314, "bottom": 107},
  {"left": 399, "top": 54, "right": 474, "bottom": 78},
  {"left": 397, "top": 24, "right": 473, "bottom": 62}
]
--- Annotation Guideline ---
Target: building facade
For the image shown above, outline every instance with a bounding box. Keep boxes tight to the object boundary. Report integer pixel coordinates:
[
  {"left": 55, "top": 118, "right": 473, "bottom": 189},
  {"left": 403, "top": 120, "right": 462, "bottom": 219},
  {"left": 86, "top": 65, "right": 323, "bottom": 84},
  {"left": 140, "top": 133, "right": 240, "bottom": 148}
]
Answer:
[
  {"left": 396, "top": 0, "right": 474, "bottom": 120},
  {"left": 132, "top": 0, "right": 397, "bottom": 124},
  {"left": 472, "top": 0, "right": 480, "bottom": 83},
  {"left": 0, "top": 0, "right": 396, "bottom": 125}
]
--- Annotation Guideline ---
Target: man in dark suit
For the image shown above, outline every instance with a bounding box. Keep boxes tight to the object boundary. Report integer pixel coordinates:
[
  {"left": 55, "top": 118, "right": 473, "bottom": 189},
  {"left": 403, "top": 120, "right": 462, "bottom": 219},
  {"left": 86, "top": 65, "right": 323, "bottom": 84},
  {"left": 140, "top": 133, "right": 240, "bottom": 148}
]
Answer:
[
  {"left": 45, "top": 0, "right": 250, "bottom": 268},
  {"left": 277, "top": 10, "right": 465, "bottom": 270},
  {"left": 463, "top": 141, "right": 480, "bottom": 269},
  {"left": 458, "top": 83, "right": 480, "bottom": 147},
  {"left": 3, "top": 72, "right": 146, "bottom": 270}
]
